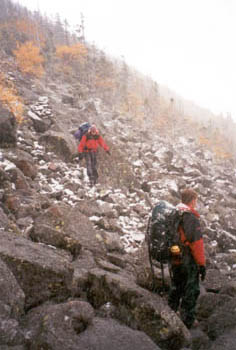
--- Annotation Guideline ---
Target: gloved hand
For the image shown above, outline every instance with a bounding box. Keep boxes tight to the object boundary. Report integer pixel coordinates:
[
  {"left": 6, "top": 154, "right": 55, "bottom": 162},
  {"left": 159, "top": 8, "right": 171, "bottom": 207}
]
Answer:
[
  {"left": 199, "top": 265, "right": 206, "bottom": 281},
  {"left": 106, "top": 150, "right": 111, "bottom": 156},
  {"left": 78, "top": 153, "right": 84, "bottom": 161}
]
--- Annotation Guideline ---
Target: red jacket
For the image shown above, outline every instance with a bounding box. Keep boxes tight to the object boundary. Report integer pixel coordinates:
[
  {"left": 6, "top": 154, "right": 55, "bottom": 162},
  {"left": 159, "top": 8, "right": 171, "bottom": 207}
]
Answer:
[
  {"left": 177, "top": 204, "right": 205, "bottom": 266},
  {"left": 78, "top": 133, "right": 109, "bottom": 153}
]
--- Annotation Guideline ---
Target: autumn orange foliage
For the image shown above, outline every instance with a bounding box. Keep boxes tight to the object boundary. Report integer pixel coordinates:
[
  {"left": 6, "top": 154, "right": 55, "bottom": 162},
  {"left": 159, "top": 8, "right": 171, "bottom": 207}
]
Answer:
[
  {"left": 56, "top": 43, "right": 88, "bottom": 64},
  {"left": 198, "top": 135, "right": 210, "bottom": 146},
  {"left": 198, "top": 128, "right": 232, "bottom": 159},
  {"left": 0, "top": 73, "right": 24, "bottom": 123},
  {"left": 14, "top": 41, "right": 44, "bottom": 77},
  {"left": 127, "top": 93, "right": 144, "bottom": 116},
  {"left": 95, "top": 75, "right": 115, "bottom": 90}
]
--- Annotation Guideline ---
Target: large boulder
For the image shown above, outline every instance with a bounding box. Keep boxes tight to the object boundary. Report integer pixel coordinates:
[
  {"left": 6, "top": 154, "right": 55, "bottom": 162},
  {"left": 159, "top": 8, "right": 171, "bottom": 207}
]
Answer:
[
  {"left": 6, "top": 149, "right": 38, "bottom": 179},
  {"left": 6, "top": 167, "right": 31, "bottom": 191},
  {"left": 0, "top": 232, "right": 73, "bottom": 309},
  {"left": 206, "top": 297, "right": 236, "bottom": 340},
  {"left": 31, "top": 204, "right": 106, "bottom": 257},
  {"left": 0, "top": 207, "right": 9, "bottom": 231},
  {"left": 208, "top": 328, "right": 236, "bottom": 350},
  {"left": 0, "top": 317, "right": 25, "bottom": 347},
  {"left": 39, "top": 131, "right": 76, "bottom": 162},
  {"left": 24, "top": 300, "right": 94, "bottom": 349},
  {"left": 0, "top": 258, "right": 25, "bottom": 319},
  {"left": 63, "top": 205, "right": 107, "bottom": 255},
  {"left": 76, "top": 317, "right": 161, "bottom": 350},
  {"left": 0, "top": 105, "right": 17, "bottom": 147},
  {"left": 3, "top": 190, "right": 41, "bottom": 219},
  {"left": 0, "top": 259, "right": 25, "bottom": 347},
  {"left": 86, "top": 268, "right": 191, "bottom": 350},
  {"left": 197, "top": 292, "right": 232, "bottom": 322},
  {"left": 24, "top": 300, "right": 160, "bottom": 350},
  {"left": 27, "top": 110, "right": 51, "bottom": 133}
]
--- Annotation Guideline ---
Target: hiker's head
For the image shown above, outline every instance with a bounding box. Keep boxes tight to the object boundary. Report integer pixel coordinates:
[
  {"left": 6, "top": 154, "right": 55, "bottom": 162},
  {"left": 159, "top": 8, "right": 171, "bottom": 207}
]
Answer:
[
  {"left": 181, "top": 188, "right": 198, "bottom": 208},
  {"left": 89, "top": 125, "right": 98, "bottom": 135}
]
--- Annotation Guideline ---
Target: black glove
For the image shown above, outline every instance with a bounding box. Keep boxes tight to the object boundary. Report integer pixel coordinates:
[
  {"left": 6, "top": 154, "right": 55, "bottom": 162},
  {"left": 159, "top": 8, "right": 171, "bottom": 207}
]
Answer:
[
  {"left": 106, "top": 150, "right": 111, "bottom": 156},
  {"left": 78, "top": 153, "right": 84, "bottom": 161},
  {"left": 199, "top": 265, "right": 206, "bottom": 281}
]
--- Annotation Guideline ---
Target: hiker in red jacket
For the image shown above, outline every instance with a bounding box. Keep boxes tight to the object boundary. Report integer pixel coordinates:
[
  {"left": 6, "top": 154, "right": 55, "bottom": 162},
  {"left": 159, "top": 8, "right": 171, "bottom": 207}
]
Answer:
[
  {"left": 78, "top": 125, "right": 110, "bottom": 187},
  {"left": 168, "top": 188, "right": 206, "bottom": 329}
]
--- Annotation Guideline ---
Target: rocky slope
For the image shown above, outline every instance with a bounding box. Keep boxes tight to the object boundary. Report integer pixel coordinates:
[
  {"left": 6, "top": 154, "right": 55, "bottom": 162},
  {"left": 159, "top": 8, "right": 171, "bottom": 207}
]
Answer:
[{"left": 1, "top": 65, "right": 236, "bottom": 350}]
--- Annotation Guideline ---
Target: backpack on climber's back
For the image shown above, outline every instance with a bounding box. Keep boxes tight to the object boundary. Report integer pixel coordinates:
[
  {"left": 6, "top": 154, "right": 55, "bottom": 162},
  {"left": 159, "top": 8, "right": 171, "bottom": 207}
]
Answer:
[
  {"left": 146, "top": 200, "right": 184, "bottom": 265},
  {"left": 74, "top": 122, "right": 91, "bottom": 142}
]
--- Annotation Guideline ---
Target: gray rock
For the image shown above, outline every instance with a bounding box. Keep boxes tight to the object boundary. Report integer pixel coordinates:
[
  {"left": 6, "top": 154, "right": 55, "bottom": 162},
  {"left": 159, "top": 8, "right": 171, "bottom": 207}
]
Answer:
[
  {"left": 6, "top": 149, "right": 37, "bottom": 179},
  {"left": 0, "top": 207, "right": 9, "bottom": 231},
  {"left": 0, "top": 106, "right": 17, "bottom": 147},
  {"left": 87, "top": 268, "right": 191, "bottom": 349},
  {"left": 0, "top": 317, "right": 24, "bottom": 346},
  {"left": 208, "top": 327, "right": 236, "bottom": 350},
  {"left": 24, "top": 299, "right": 160, "bottom": 350},
  {"left": 28, "top": 110, "right": 50, "bottom": 133},
  {"left": 206, "top": 298, "right": 236, "bottom": 340},
  {"left": 0, "top": 258, "right": 25, "bottom": 319},
  {"left": 0, "top": 232, "right": 73, "bottom": 309},
  {"left": 39, "top": 131, "right": 77, "bottom": 162},
  {"left": 220, "top": 281, "right": 236, "bottom": 297}
]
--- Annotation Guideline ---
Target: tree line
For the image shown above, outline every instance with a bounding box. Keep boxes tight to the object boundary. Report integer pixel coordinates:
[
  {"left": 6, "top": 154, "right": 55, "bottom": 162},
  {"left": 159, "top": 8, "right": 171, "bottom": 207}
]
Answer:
[{"left": 0, "top": 0, "right": 236, "bottom": 162}]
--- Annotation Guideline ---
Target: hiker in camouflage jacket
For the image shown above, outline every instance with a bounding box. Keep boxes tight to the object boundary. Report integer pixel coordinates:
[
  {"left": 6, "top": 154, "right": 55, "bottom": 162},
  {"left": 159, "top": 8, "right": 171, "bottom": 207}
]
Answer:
[
  {"left": 78, "top": 125, "right": 110, "bottom": 187},
  {"left": 168, "top": 188, "right": 206, "bottom": 329}
]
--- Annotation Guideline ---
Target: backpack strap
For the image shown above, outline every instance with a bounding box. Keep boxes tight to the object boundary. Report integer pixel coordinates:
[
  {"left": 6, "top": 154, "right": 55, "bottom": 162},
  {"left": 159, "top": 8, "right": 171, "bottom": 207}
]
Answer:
[
  {"left": 146, "top": 216, "right": 167, "bottom": 294},
  {"left": 86, "top": 133, "right": 100, "bottom": 140}
]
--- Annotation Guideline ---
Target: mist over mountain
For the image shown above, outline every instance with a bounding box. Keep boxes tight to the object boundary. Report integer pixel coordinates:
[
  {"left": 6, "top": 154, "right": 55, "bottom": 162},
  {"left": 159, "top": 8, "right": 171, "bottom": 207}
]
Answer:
[{"left": 1, "top": 1, "right": 236, "bottom": 349}]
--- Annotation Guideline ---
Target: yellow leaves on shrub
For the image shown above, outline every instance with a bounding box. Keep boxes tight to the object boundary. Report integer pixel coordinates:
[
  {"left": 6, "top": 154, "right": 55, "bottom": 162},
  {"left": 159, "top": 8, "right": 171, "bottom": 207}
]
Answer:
[
  {"left": 0, "top": 73, "right": 24, "bottom": 123},
  {"left": 56, "top": 43, "right": 88, "bottom": 64},
  {"left": 213, "top": 146, "right": 232, "bottom": 159},
  {"left": 154, "top": 115, "right": 169, "bottom": 130},
  {"left": 199, "top": 132, "right": 233, "bottom": 160},
  {"left": 13, "top": 41, "right": 44, "bottom": 77},
  {"left": 198, "top": 135, "right": 210, "bottom": 146},
  {"left": 95, "top": 75, "right": 115, "bottom": 90},
  {"left": 125, "top": 92, "right": 144, "bottom": 118}
]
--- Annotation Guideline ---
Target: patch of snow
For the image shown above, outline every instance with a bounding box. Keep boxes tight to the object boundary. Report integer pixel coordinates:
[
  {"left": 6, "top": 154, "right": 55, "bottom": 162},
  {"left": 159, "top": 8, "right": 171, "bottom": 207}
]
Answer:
[
  {"left": 221, "top": 230, "right": 236, "bottom": 242},
  {"left": 3, "top": 159, "right": 16, "bottom": 171},
  {"left": 89, "top": 216, "right": 101, "bottom": 222},
  {"left": 211, "top": 240, "right": 218, "bottom": 247},
  {"left": 133, "top": 159, "right": 143, "bottom": 167},
  {"left": 64, "top": 189, "right": 74, "bottom": 196}
]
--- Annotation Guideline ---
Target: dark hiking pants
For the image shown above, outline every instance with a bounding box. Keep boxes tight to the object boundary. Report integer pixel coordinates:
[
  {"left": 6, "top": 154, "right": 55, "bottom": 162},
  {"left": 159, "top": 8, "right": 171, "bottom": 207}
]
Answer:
[
  {"left": 168, "top": 262, "right": 200, "bottom": 328},
  {"left": 84, "top": 152, "right": 98, "bottom": 185}
]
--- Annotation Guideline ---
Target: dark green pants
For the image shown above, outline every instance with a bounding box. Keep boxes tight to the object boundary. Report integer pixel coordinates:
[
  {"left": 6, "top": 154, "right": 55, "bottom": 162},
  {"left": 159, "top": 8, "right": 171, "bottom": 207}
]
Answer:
[
  {"left": 84, "top": 152, "right": 98, "bottom": 185},
  {"left": 168, "top": 262, "right": 200, "bottom": 328}
]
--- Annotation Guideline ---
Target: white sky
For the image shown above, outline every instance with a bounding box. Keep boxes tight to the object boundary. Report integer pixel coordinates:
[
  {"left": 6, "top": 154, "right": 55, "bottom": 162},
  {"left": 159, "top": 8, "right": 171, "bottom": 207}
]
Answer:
[{"left": 13, "top": 0, "right": 236, "bottom": 119}]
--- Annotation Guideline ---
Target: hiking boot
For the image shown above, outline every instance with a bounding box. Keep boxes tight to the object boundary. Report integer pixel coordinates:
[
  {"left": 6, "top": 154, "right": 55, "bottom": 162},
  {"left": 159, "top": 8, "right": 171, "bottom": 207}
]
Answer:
[{"left": 89, "top": 177, "right": 94, "bottom": 187}]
